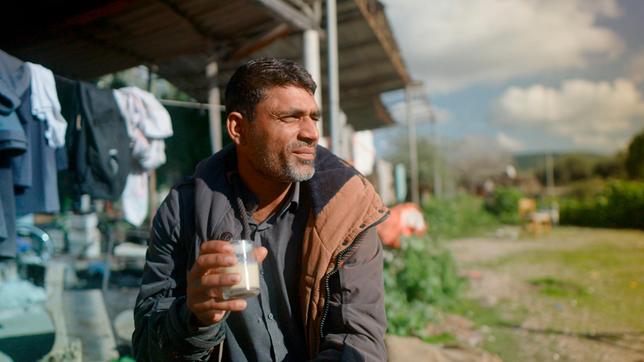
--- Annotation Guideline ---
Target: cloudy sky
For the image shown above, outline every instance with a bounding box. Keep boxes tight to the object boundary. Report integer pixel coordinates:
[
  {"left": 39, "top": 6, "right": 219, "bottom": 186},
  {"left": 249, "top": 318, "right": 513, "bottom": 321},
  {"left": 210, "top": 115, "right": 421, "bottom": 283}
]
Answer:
[{"left": 376, "top": 0, "right": 644, "bottom": 155}]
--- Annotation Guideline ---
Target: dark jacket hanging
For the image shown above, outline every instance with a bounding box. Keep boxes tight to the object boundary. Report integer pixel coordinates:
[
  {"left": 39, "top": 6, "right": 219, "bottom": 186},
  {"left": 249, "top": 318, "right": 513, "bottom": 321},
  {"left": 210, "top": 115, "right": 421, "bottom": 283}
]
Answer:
[{"left": 56, "top": 77, "right": 131, "bottom": 201}]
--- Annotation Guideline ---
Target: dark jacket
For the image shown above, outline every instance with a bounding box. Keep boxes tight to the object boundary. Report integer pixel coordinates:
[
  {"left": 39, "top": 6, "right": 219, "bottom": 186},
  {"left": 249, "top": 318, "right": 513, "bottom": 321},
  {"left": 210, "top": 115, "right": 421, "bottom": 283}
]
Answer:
[
  {"left": 56, "top": 77, "right": 131, "bottom": 201},
  {"left": 133, "top": 145, "right": 389, "bottom": 361}
]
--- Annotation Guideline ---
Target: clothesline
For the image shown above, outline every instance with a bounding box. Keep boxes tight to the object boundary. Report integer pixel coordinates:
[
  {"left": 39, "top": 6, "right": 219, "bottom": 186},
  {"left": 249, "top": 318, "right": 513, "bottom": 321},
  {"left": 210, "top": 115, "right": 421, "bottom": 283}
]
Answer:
[{"left": 1, "top": 49, "right": 178, "bottom": 262}]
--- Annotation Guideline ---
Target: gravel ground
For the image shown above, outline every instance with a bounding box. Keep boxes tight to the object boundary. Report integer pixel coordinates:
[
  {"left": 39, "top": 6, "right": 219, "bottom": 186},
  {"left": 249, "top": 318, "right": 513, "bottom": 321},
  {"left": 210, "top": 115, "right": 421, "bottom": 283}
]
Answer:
[{"left": 448, "top": 227, "right": 644, "bottom": 362}]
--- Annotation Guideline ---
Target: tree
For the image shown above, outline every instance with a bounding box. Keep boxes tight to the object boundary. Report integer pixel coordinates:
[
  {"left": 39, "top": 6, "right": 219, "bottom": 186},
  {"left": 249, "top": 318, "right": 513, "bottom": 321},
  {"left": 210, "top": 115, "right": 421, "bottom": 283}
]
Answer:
[
  {"left": 592, "top": 152, "right": 626, "bottom": 179},
  {"left": 536, "top": 154, "right": 594, "bottom": 185},
  {"left": 625, "top": 129, "right": 644, "bottom": 179},
  {"left": 447, "top": 135, "right": 513, "bottom": 191},
  {"left": 383, "top": 133, "right": 513, "bottom": 196}
]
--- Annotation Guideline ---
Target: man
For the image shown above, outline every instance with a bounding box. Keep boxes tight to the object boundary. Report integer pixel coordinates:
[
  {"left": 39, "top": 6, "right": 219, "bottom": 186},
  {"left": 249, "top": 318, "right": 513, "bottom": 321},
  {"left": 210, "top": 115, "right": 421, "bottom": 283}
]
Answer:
[{"left": 133, "top": 58, "right": 389, "bottom": 361}]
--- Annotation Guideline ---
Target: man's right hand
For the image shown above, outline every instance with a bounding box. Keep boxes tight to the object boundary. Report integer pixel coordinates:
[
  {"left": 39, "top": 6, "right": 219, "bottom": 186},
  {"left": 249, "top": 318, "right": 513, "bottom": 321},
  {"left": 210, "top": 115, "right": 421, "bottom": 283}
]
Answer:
[{"left": 186, "top": 239, "right": 268, "bottom": 326}]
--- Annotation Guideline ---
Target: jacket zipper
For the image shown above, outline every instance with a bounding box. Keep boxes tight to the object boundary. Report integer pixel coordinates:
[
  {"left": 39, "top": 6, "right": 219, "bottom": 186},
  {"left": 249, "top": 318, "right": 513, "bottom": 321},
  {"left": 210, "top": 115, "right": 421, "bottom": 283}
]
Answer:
[{"left": 318, "top": 213, "right": 389, "bottom": 340}]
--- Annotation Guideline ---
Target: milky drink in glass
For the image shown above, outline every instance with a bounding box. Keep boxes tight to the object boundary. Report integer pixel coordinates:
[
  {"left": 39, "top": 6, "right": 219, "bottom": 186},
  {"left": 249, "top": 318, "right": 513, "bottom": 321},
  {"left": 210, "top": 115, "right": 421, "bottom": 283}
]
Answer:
[{"left": 222, "top": 239, "right": 261, "bottom": 299}]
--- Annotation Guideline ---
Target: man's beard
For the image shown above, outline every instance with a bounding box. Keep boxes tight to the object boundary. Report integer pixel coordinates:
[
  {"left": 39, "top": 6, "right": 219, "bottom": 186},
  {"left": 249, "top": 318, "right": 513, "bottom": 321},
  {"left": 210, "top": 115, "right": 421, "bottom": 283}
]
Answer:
[
  {"left": 250, "top": 140, "right": 316, "bottom": 182},
  {"left": 284, "top": 141, "right": 316, "bottom": 181}
]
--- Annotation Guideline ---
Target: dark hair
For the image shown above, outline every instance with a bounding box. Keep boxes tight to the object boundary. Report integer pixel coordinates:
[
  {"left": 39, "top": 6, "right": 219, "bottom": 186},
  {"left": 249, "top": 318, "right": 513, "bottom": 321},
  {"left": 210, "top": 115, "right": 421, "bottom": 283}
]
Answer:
[{"left": 224, "top": 58, "right": 317, "bottom": 121}]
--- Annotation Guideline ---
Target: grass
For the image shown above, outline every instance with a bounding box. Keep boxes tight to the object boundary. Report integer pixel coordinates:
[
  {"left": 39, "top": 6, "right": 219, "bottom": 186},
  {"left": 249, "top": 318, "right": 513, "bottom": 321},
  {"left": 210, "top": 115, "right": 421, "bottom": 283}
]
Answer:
[
  {"left": 449, "top": 227, "right": 644, "bottom": 361},
  {"left": 445, "top": 298, "right": 526, "bottom": 362},
  {"left": 529, "top": 277, "right": 588, "bottom": 298},
  {"left": 423, "top": 332, "right": 458, "bottom": 345},
  {"left": 489, "top": 228, "right": 644, "bottom": 332}
]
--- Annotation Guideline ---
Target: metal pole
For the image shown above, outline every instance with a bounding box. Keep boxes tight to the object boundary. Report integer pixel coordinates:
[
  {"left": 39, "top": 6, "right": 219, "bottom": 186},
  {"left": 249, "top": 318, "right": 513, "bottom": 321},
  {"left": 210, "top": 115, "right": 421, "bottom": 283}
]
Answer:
[
  {"left": 406, "top": 86, "right": 420, "bottom": 204},
  {"left": 546, "top": 153, "right": 555, "bottom": 196},
  {"left": 303, "top": 28, "right": 323, "bottom": 137},
  {"left": 326, "top": 0, "right": 340, "bottom": 154},
  {"left": 206, "top": 61, "right": 223, "bottom": 154},
  {"left": 542, "top": 91, "right": 555, "bottom": 197},
  {"left": 431, "top": 113, "right": 442, "bottom": 198}
]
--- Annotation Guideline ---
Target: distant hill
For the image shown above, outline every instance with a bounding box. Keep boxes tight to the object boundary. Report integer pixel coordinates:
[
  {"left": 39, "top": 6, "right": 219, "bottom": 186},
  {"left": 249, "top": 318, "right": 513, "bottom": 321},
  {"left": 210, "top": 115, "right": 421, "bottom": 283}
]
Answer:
[{"left": 513, "top": 152, "right": 609, "bottom": 173}]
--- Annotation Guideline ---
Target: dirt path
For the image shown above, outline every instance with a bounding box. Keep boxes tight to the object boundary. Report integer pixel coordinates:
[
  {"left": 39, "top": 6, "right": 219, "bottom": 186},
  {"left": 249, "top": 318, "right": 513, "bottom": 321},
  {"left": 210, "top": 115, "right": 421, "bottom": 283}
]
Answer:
[{"left": 447, "top": 227, "right": 644, "bottom": 362}]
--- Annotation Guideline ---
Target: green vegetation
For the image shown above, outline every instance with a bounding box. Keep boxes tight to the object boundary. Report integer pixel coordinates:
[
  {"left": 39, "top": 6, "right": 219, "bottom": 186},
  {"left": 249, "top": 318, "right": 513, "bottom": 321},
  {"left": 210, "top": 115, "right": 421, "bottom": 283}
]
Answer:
[
  {"left": 560, "top": 180, "right": 644, "bottom": 229},
  {"left": 384, "top": 195, "right": 503, "bottom": 343},
  {"left": 560, "top": 177, "right": 607, "bottom": 199},
  {"left": 625, "top": 129, "right": 644, "bottom": 179},
  {"left": 514, "top": 151, "right": 629, "bottom": 183},
  {"left": 451, "top": 227, "right": 644, "bottom": 360},
  {"left": 483, "top": 187, "right": 523, "bottom": 225},
  {"left": 445, "top": 298, "right": 525, "bottom": 362},
  {"left": 422, "top": 332, "right": 458, "bottom": 345},
  {"left": 513, "top": 152, "right": 598, "bottom": 173},
  {"left": 490, "top": 228, "right": 644, "bottom": 332},
  {"left": 529, "top": 277, "right": 588, "bottom": 298},
  {"left": 382, "top": 128, "right": 644, "bottom": 356},
  {"left": 422, "top": 194, "right": 500, "bottom": 240},
  {"left": 537, "top": 155, "right": 596, "bottom": 184},
  {"left": 384, "top": 236, "right": 466, "bottom": 340}
]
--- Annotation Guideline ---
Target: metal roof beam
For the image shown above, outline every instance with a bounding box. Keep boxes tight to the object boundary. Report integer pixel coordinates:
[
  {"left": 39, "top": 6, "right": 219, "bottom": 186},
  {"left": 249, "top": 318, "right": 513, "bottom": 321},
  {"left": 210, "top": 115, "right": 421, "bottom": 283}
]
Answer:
[
  {"left": 255, "top": 0, "right": 319, "bottom": 31},
  {"left": 336, "top": 76, "right": 404, "bottom": 99},
  {"left": 353, "top": 0, "right": 411, "bottom": 84}
]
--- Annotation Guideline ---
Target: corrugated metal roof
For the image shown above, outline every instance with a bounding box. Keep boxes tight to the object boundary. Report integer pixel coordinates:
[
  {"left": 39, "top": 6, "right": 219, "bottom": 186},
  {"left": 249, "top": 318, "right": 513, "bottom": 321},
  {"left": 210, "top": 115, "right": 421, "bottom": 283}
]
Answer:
[{"left": 0, "top": 0, "right": 409, "bottom": 130}]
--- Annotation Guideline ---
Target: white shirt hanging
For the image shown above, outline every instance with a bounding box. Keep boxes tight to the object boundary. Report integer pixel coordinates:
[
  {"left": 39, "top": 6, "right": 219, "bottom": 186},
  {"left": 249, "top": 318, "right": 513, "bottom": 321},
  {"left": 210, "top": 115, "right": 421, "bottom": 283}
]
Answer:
[
  {"left": 113, "top": 86, "right": 173, "bottom": 226},
  {"left": 26, "top": 62, "right": 67, "bottom": 148}
]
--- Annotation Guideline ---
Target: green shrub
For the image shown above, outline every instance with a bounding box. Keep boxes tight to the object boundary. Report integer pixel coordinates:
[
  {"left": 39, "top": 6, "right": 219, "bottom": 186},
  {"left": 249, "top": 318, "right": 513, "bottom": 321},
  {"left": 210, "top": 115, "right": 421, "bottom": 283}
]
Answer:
[
  {"left": 384, "top": 236, "right": 466, "bottom": 339},
  {"left": 562, "top": 178, "right": 606, "bottom": 199},
  {"left": 423, "top": 194, "right": 499, "bottom": 240},
  {"left": 560, "top": 180, "right": 644, "bottom": 229},
  {"left": 483, "top": 187, "right": 523, "bottom": 224}
]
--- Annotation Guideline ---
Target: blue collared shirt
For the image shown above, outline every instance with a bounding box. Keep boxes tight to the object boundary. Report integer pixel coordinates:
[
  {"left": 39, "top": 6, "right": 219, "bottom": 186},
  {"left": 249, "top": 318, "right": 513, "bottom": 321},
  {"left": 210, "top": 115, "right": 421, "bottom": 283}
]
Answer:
[{"left": 222, "top": 179, "right": 308, "bottom": 361}]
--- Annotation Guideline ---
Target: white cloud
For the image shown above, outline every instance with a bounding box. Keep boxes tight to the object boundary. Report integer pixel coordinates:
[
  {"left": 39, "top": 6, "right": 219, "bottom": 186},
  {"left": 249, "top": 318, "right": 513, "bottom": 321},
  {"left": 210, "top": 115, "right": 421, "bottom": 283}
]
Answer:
[
  {"left": 628, "top": 48, "right": 644, "bottom": 84},
  {"left": 383, "top": 0, "right": 624, "bottom": 93},
  {"left": 496, "top": 78, "right": 644, "bottom": 151},
  {"left": 387, "top": 98, "right": 451, "bottom": 124},
  {"left": 496, "top": 132, "right": 524, "bottom": 151}
]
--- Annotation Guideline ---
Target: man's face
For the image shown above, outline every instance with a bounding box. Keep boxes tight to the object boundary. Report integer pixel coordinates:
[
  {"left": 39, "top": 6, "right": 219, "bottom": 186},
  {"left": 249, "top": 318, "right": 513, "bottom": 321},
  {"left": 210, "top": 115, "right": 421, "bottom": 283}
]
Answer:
[{"left": 242, "top": 85, "right": 320, "bottom": 182}]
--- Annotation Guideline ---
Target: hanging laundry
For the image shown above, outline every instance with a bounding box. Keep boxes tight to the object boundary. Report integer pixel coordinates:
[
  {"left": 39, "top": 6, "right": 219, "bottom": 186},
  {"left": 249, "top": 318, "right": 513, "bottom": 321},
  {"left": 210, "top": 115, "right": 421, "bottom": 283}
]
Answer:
[
  {"left": 113, "top": 87, "right": 173, "bottom": 169},
  {"left": 0, "top": 49, "right": 29, "bottom": 154},
  {"left": 0, "top": 50, "right": 30, "bottom": 104},
  {"left": 56, "top": 77, "right": 131, "bottom": 202},
  {"left": 0, "top": 49, "right": 31, "bottom": 259},
  {"left": 114, "top": 87, "right": 173, "bottom": 139},
  {"left": 26, "top": 62, "right": 67, "bottom": 148},
  {"left": 0, "top": 158, "right": 17, "bottom": 259},
  {"left": 121, "top": 173, "right": 149, "bottom": 227},
  {"left": 0, "top": 108, "right": 26, "bottom": 156},
  {"left": 13, "top": 87, "right": 61, "bottom": 215},
  {"left": 113, "top": 87, "right": 173, "bottom": 226},
  {"left": 135, "top": 138, "right": 167, "bottom": 171},
  {"left": 352, "top": 130, "right": 376, "bottom": 176}
]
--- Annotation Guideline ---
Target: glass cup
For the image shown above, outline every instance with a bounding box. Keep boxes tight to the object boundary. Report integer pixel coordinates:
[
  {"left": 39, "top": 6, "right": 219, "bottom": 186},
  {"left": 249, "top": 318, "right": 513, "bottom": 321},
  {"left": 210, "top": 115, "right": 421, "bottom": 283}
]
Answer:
[{"left": 222, "top": 239, "right": 261, "bottom": 300}]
